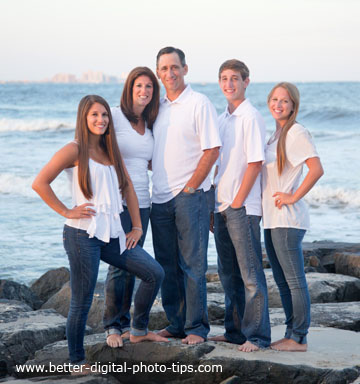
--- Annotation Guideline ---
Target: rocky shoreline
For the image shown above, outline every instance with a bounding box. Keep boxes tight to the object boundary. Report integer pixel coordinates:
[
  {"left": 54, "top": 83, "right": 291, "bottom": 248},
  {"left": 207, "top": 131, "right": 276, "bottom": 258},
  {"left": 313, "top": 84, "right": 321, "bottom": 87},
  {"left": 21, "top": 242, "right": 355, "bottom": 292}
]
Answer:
[{"left": 0, "top": 241, "right": 359, "bottom": 383}]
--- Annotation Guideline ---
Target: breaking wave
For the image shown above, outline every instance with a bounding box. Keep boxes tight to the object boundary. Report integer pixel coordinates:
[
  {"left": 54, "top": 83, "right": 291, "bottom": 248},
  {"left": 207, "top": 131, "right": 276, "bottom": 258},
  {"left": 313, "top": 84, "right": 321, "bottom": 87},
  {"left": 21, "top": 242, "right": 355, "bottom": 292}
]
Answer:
[{"left": 0, "top": 118, "right": 73, "bottom": 132}]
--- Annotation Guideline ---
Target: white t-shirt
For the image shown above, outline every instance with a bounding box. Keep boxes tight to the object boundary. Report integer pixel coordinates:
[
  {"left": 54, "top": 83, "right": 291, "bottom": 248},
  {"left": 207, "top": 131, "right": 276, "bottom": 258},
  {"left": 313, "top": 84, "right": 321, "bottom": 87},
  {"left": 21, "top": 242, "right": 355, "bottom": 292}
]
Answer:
[
  {"left": 151, "top": 85, "right": 221, "bottom": 204},
  {"left": 111, "top": 107, "right": 153, "bottom": 208},
  {"left": 262, "top": 123, "right": 319, "bottom": 229},
  {"left": 215, "top": 99, "right": 266, "bottom": 215}
]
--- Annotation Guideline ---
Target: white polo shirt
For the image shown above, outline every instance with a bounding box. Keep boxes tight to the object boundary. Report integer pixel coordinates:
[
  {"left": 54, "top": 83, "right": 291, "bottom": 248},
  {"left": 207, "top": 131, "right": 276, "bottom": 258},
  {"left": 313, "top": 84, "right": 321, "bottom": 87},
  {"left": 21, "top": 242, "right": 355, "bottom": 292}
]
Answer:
[
  {"left": 214, "top": 99, "right": 266, "bottom": 215},
  {"left": 152, "top": 85, "right": 221, "bottom": 204},
  {"left": 262, "top": 123, "right": 319, "bottom": 229}
]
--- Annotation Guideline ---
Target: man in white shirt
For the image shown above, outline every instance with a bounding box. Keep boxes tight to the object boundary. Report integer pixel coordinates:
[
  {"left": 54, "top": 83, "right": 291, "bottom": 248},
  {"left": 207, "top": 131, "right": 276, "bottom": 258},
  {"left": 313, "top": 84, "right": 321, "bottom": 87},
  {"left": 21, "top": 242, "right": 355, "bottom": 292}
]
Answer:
[
  {"left": 151, "top": 47, "right": 221, "bottom": 345},
  {"left": 209, "top": 59, "right": 271, "bottom": 351}
]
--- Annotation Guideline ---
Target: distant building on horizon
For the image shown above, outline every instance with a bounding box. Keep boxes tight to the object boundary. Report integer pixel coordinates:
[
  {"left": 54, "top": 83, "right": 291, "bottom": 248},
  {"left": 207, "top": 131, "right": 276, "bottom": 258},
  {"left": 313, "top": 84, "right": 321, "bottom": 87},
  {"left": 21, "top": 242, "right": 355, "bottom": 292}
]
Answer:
[
  {"left": 47, "top": 70, "right": 127, "bottom": 84},
  {"left": 51, "top": 73, "right": 77, "bottom": 83}
]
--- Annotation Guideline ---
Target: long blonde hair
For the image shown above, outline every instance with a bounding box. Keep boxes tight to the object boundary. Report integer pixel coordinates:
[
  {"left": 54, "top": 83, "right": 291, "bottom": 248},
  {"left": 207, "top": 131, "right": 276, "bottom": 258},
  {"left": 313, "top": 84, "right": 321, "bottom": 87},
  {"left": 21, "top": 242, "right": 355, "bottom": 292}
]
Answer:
[
  {"left": 75, "top": 95, "right": 128, "bottom": 199},
  {"left": 267, "top": 82, "right": 300, "bottom": 174}
]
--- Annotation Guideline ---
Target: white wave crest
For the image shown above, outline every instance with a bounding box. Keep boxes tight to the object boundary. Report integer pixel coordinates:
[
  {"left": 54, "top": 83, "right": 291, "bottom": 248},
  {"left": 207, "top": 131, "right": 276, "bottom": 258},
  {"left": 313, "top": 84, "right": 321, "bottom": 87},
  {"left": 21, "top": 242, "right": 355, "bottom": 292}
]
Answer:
[
  {"left": 305, "top": 185, "right": 360, "bottom": 208},
  {"left": 0, "top": 118, "right": 73, "bottom": 132},
  {"left": 0, "top": 173, "right": 71, "bottom": 198}
]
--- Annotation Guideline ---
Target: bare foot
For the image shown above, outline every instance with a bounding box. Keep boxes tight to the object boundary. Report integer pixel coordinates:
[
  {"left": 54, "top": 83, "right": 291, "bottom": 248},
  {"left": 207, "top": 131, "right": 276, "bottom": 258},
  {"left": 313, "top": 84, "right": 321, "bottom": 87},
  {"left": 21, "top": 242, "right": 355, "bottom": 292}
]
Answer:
[
  {"left": 71, "top": 363, "right": 97, "bottom": 376},
  {"left": 271, "top": 339, "right": 307, "bottom": 352},
  {"left": 181, "top": 334, "right": 205, "bottom": 345},
  {"left": 121, "top": 331, "right": 130, "bottom": 339},
  {"left": 106, "top": 334, "right": 123, "bottom": 348},
  {"left": 208, "top": 334, "right": 230, "bottom": 342},
  {"left": 238, "top": 341, "right": 260, "bottom": 352},
  {"left": 157, "top": 328, "right": 175, "bottom": 338},
  {"left": 270, "top": 337, "right": 288, "bottom": 347},
  {"left": 130, "top": 331, "right": 170, "bottom": 343}
]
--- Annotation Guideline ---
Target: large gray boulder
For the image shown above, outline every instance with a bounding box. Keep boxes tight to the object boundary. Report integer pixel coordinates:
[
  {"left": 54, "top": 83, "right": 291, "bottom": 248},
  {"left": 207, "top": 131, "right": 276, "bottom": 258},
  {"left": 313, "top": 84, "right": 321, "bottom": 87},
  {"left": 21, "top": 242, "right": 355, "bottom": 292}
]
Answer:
[
  {"left": 41, "top": 282, "right": 104, "bottom": 332},
  {"left": 30, "top": 267, "right": 70, "bottom": 302},
  {"left": 20, "top": 326, "right": 360, "bottom": 383},
  {"left": 334, "top": 252, "right": 360, "bottom": 279},
  {"left": 0, "top": 301, "right": 67, "bottom": 375},
  {"left": 266, "top": 271, "right": 360, "bottom": 307},
  {"left": 301, "top": 241, "right": 360, "bottom": 274},
  {"left": 0, "top": 280, "right": 43, "bottom": 310}
]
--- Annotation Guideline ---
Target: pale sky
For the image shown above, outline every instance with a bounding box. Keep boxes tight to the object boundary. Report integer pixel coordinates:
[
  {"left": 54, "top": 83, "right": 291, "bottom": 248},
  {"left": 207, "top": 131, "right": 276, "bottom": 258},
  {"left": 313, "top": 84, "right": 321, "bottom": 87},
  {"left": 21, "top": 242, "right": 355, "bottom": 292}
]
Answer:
[{"left": 1, "top": 0, "right": 359, "bottom": 82}]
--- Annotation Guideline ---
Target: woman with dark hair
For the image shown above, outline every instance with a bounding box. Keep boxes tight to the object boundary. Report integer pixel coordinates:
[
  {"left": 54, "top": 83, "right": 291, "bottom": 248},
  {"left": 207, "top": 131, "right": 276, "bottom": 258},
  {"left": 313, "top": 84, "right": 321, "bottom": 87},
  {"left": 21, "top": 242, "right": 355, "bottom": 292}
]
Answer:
[
  {"left": 262, "top": 82, "right": 324, "bottom": 351},
  {"left": 32, "top": 95, "right": 167, "bottom": 373},
  {"left": 104, "top": 67, "right": 160, "bottom": 348}
]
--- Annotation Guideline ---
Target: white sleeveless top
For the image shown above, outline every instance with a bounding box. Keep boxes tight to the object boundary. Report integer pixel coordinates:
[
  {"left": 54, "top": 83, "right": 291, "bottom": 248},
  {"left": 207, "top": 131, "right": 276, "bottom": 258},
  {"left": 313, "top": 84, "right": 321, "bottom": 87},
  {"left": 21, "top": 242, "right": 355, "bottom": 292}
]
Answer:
[
  {"left": 65, "top": 158, "right": 126, "bottom": 254},
  {"left": 111, "top": 107, "right": 153, "bottom": 208}
]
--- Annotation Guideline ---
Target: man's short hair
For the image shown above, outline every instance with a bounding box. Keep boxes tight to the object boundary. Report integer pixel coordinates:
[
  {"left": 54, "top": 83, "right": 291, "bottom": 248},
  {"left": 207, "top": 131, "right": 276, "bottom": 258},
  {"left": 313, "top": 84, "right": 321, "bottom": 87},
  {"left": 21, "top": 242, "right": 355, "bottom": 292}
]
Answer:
[
  {"left": 156, "top": 47, "right": 186, "bottom": 68},
  {"left": 218, "top": 59, "right": 249, "bottom": 81}
]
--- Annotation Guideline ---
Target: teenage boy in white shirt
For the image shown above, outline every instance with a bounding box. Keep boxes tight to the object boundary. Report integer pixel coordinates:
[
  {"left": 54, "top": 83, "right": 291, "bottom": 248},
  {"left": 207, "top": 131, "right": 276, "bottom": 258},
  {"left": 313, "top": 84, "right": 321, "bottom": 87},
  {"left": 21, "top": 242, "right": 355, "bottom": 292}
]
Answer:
[{"left": 209, "top": 59, "right": 271, "bottom": 352}]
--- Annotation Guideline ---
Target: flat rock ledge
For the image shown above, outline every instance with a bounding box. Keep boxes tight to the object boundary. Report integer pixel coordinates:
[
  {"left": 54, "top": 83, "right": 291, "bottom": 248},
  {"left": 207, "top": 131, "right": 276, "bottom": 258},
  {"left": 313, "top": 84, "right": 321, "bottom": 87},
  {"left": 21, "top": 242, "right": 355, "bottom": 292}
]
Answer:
[
  {"left": 12, "top": 326, "right": 360, "bottom": 384},
  {"left": 267, "top": 271, "right": 360, "bottom": 308}
]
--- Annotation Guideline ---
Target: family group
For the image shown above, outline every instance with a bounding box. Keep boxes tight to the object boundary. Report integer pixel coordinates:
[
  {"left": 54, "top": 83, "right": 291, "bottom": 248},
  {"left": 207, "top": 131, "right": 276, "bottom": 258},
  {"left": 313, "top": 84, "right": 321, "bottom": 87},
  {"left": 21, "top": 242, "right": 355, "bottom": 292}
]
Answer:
[{"left": 32, "top": 46, "right": 324, "bottom": 372}]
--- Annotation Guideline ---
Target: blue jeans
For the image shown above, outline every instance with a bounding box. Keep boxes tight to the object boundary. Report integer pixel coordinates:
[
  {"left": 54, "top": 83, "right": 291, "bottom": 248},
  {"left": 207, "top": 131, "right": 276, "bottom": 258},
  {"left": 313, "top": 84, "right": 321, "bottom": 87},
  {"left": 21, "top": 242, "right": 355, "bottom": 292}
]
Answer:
[
  {"left": 63, "top": 224, "right": 164, "bottom": 364},
  {"left": 214, "top": 206, "right": 271, "bottom": 347},
  {"left": 150, "top": 189, "right": 210, "bottom": 339},
  {"left": 264, "top": 227, "right": 310, "bottom": 344},
  {"left": 103, "top": 207, "right": 150, "bottom": 335}
]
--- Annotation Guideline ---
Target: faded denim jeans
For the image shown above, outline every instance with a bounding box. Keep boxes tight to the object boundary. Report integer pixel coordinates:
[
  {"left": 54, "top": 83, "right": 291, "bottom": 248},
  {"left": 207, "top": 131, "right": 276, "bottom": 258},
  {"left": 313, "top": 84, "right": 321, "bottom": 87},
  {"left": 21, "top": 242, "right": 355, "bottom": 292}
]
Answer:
[
  {"left": 214, "top": 206, "right": 271, "bottom": 347},
  {"left": 264, "top": 227, "right": 310, "bottom": 344},
  {"left": 150, "top": 189, "right": 211, "bottom": 339}
]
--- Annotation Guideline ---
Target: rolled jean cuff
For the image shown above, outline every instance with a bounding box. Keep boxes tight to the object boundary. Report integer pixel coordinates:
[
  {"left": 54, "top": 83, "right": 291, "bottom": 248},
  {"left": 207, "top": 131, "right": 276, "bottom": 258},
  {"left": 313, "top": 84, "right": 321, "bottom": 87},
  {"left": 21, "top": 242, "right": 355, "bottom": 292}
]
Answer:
[
  {"left": 121, "top": 326, "right": 130, "bottom": 334},
  {"left": 131, "top": 326, "right": 148, "bottom": 337},
  {"left": 291, "top": 334, "right": 307, "bottom": 344},
  {"left": 105, "top": 328, "right": 122, "bottom": 337}
]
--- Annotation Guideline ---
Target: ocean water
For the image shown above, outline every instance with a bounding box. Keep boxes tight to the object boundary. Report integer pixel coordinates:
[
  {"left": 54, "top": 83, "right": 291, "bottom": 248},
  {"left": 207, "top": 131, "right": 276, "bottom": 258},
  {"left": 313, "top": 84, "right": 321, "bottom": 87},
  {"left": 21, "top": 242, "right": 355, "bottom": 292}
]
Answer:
[{"left": 1, "top": 82, "right": 359, "bottom": 284}]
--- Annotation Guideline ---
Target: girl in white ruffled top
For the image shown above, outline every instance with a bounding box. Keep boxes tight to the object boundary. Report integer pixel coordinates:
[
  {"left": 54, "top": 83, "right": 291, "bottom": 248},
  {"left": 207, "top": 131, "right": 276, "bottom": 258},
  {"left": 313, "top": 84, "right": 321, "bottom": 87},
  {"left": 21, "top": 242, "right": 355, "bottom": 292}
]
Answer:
[{"left": 32, "top": 95, "right": 168, "bottom": 374}]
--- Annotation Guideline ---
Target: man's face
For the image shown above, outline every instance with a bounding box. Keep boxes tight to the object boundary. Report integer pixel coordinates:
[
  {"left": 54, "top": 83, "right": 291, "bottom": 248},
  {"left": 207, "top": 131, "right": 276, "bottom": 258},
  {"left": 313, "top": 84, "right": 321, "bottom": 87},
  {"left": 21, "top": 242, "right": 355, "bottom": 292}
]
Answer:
[
  {"left": 156, "top": 52, "right": 188, "bottom": 95},
  {"left": 219, "top": 69, "right": 249, "bottom": 104}
]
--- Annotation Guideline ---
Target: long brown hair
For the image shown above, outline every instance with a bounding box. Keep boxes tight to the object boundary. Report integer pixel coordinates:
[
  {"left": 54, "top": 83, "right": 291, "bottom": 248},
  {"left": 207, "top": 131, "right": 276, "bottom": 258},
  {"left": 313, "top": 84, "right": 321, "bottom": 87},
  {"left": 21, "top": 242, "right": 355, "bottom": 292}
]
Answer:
[
  {"left": 75, "top": 95, "right": 128, "bottom": 199},
  {"left": 267, "top": 82, "right": 300, "bottom": 174},
  {"left": 121, "top": 67, "right": 160, "bottom": 129}
]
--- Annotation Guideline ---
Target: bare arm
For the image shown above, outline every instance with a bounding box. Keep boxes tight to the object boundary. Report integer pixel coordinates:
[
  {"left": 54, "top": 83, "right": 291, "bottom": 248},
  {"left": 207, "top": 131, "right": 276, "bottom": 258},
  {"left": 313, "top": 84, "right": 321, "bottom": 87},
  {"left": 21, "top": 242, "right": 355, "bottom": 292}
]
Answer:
[
  {"left": 32, "top": 142, "right": 95, "bottom": 218},
  {"left": 231, "top": 161, "right": 262, "bottom": 208},
  {"left": 185, "top": 147, "right": 220, "bottom": 190},
  {"left": 274, "top": 157, "right": 324, "bottom": 209}
]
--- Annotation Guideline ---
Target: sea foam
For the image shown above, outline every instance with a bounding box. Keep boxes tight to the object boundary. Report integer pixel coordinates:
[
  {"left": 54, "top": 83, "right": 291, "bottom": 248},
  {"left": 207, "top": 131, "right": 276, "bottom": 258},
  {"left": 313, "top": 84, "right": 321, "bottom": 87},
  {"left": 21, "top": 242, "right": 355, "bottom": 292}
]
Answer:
[
  {"left": 0, "top": 118, "right": 73, "bottom": 132},
  {"left": 305, "top": 185, "right": 360, "bottom": 208},
  {"left": 0, "top": 173, "right": 71, "bottom": 198}
]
